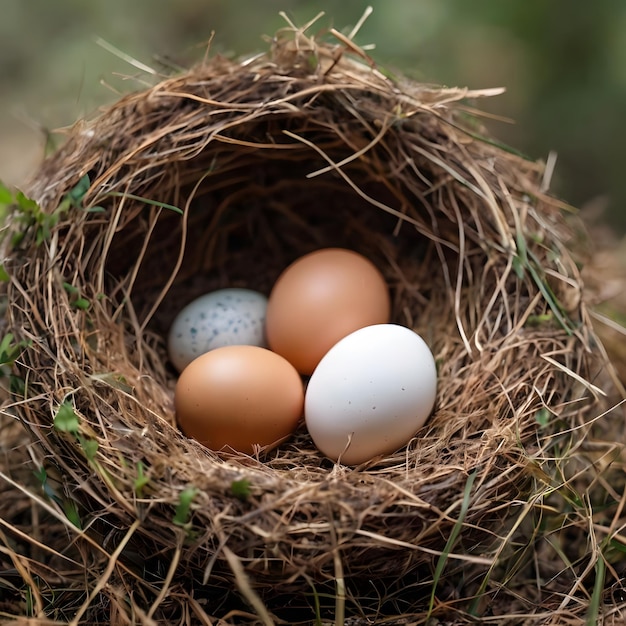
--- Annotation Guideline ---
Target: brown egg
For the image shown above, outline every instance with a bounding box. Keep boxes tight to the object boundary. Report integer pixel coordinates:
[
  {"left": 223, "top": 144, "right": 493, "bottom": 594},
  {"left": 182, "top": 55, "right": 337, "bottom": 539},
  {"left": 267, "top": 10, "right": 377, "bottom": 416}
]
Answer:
[
  {"left": 266, "top": 248, "right": 390, "bottom": 375},
  {"left": 175, "top": 345, "right": 304, "bottom": 453}
]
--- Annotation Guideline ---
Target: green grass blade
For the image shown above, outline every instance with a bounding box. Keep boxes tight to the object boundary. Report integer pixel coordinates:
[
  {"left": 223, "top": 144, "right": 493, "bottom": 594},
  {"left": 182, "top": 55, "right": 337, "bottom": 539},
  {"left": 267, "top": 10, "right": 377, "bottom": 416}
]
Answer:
[
  {"left": 586, "top": 553, "right": 605, "bottom": 626},
  {"left": 106, "top": 192, "right": 183, "bottom": 214},
  {"left": 514, "top": 228, "right": 574, "bottom": 335},
  {"left": 426, "top": 470, "right": 477, "bottom": 619},
  {"left": 525, "top": 247, "right": 574, "bottom": 335}
]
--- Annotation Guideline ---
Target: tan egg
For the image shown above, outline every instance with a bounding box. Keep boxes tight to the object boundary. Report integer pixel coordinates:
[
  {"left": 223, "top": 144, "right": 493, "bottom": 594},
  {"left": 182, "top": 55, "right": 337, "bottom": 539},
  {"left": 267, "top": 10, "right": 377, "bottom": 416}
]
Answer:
[
  {"left": 266, "top": 248, "right": 390, "bottom": 374},
  {"left": 175, "top": 345, "right": 304, "bottom": 453}
]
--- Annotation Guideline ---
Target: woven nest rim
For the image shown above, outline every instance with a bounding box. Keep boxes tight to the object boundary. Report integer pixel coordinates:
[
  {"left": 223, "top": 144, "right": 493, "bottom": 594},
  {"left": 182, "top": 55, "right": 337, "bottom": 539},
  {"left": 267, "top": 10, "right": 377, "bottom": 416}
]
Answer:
[{"left": 1, "top": 24, "right": 610, "bottom": 623}]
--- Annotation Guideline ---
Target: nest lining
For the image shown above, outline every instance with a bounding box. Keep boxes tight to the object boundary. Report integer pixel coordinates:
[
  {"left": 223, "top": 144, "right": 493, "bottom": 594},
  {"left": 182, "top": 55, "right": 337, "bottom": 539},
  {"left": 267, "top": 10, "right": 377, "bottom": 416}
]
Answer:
[{"left": 2, "top": 30, "right": 605, "bottom": 620}]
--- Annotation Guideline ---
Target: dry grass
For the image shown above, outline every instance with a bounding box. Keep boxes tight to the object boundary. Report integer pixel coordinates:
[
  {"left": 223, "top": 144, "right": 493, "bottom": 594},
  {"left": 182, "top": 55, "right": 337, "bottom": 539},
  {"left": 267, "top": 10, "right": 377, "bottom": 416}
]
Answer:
[{"left": 1, "top": 14, "right": 625, "bottom": 624}]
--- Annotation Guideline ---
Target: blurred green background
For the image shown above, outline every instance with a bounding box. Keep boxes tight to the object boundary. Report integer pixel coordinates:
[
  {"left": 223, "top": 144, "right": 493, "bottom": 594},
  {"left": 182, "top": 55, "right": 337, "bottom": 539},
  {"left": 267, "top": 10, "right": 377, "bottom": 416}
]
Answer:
[{"left": 1, "top": 0, "right": 624, "bottom": 231}]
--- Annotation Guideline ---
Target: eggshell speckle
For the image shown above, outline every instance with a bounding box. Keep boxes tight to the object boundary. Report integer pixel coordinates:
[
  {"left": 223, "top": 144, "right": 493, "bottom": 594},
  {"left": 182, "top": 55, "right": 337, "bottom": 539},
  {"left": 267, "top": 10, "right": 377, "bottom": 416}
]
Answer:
[
  {"left": 304, "top": 324, "right": 437, "bottom": 465},
  {"left": 175, "top": 345, "right": 304, "bottom": 454},
  {"left": 168, "top": 288, "right": 267, "bottom": 372}
]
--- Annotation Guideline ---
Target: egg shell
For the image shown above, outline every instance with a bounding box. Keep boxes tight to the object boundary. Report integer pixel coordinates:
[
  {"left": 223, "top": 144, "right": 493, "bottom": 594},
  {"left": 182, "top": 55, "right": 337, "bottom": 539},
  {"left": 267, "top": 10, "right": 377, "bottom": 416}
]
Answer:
[
  {"left": 175, "top": 345, "right": 304, "bottom": 454},
  {"left": 304, "top": 324, "right": 437, "bottom": 465},
  {"left": 266, "top": 248, "right": 390, "bottom": 375},
  {"left": 168, "top": 288, "right": 268, "bottom": 373}
]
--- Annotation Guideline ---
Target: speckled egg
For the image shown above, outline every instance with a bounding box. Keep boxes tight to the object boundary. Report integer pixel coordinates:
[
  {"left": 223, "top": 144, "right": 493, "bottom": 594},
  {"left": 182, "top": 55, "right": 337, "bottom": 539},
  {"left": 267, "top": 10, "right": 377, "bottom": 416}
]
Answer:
[{"left": 168, "top": 288, "right": 268, "bottom": 372}]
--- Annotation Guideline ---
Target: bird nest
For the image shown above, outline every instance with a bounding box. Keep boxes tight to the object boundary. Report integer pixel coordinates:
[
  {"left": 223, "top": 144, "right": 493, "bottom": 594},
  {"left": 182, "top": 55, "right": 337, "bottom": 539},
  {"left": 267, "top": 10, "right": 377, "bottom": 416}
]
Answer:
[{"left": 1, "top": 23, "right": 608, "bottom": 624}]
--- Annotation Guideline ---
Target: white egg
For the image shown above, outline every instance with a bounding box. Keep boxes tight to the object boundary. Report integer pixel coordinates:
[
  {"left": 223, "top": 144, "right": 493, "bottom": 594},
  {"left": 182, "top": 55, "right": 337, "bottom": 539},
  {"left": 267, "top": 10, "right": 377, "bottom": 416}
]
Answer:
[
  {"left": 168, "top": 288, "right": 268, "bottom": 373},
  {"left": 304, "top": 324, "right": 437, "bottom": 465}
]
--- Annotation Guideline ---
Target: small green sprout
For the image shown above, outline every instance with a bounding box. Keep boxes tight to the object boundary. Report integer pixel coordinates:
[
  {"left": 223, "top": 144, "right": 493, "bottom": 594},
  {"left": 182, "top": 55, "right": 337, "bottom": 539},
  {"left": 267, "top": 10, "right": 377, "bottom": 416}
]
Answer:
[
  {"left": 33, "top": 466, "right": 59, "bottom": 503},
  {"left": 2, "top": 175, "right": 96, "bottom": 248},
  {"left": 35, "top": 459, "right": 85, "bottom": 530},
  {"left": 534, "top": 407, "right": 552, "bottom": 429},
  {"left": 526, "top": 312, "right": 554, "bottom": 328},
  {"left": 0, "top": 333, "right": 31, "bottom": 368},
  {"left": 53, "top": 402, "right": 100, "bottom": 466},
  {"left": 63, "top": 499, "right": 82, "bottom": 529},
  {"left": 173, "top": 487, "right": 198, "bottom": 526},
  {"left": 79, "top": 436, "right": 98, "bottom": 462},
  {"left": 63, "top": 282, "right": 91, "bottom": 310},
  {"left": 134, "top": 461, "right": 150, "bottom": 498},
  {"left": 11, "top": 189, "right": 63, "bottom": 247},
  {"left": 0, "top": 182, "right": 12, "bottom": 206},
  {"left": 63, "top": 174, "right": 90, "bottom": 209},
  {"left": 73, "top": 297, "right": 91, "bottom": 310},
  {"left": 231, "top": 478, "right": 251, "bottom": 501},
  {"left": 53, "top": 402, "right": 80, "bottom": 434}
]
